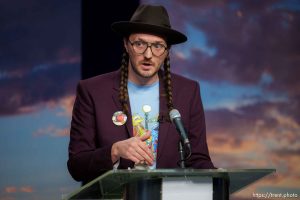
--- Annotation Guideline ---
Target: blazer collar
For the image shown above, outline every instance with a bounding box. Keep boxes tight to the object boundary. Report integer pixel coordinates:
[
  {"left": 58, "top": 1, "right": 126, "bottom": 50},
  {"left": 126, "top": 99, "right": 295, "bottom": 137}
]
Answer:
[{"left": 156, "top": 70, "right": 172, "bottom": 163}]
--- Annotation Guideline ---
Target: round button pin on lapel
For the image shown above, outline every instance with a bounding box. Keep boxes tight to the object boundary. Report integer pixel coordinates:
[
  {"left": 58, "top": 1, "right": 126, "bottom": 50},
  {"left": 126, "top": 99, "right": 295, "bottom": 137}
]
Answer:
[{"left": 112, "top": 111, "right": 127, "bottom": 126}]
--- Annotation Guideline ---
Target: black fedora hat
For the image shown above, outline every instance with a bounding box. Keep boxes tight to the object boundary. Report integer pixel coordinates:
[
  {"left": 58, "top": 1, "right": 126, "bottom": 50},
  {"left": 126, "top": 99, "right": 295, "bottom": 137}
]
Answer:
[{"left": 111, "top": 4, "right": 187, "bottom": 45}]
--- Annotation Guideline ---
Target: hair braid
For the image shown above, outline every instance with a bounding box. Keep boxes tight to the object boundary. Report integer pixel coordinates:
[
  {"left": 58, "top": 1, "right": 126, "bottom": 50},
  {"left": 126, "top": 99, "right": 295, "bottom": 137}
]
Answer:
[
  {"left": 163, "top": 55, "right": 174, "bottom": 112},
  {"left": 119, "top": 51, "right": 129, "bottom": 115}
]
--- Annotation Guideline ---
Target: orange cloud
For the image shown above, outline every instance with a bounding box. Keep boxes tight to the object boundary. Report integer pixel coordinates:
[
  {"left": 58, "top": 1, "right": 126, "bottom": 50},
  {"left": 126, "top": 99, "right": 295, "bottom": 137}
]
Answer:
[
  {"left": 42, "top": 95, "right": 75, "bottom": 118},
  {"left": 55, "top": 128, "right": 70, "bottom": 137},
  {"left": 4, "top": 185, "right": 34, "bottom": 194},
  {"left": 11, "top": 95, "right": 75, "bottom": 118},
  {"left": 266, "top": 108, "right": 300, "bottom": 130},
  {"left": 18, "top": 105, "right": 39, "bottom": 114},
  {"left": 20, "top": 186, "right": 33, "bottom": 193},
  {"left": 206, "top": 105, "right": 300, "bottom": 200},
  {"left": 33, "top": 125, "right": 69, "bottom": 137},
  {"left": 56, "top": 95, "right": 75, "bottom": 118},
  {"left": 57, "top": 47, "right": 81, "bottom": 65},
  {"left": 31, "top": 96, "right": 75, "bottom": 138},
  {"left": 4, "top": 187, "right": 17, "bottom": 193}
]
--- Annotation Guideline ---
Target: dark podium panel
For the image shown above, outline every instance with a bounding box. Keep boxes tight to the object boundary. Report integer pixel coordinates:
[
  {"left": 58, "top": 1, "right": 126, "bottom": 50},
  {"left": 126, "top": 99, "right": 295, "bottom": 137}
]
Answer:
[{"left": 65, "top": 168, "right": 275, "bottom": 200}]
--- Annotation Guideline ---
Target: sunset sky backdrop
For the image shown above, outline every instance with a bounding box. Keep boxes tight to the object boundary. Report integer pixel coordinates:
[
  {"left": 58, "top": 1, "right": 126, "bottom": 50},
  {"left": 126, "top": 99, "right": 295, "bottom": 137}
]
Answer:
[{"left": 0, "top": 0, "right": 299, "bottom": 199}]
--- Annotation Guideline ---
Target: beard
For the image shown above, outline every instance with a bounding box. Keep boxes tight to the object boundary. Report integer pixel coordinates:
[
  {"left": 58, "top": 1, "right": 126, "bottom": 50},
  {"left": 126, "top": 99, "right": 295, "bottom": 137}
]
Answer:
[{"left": 129, "top": 59, "right": 160, "bottom": 79}]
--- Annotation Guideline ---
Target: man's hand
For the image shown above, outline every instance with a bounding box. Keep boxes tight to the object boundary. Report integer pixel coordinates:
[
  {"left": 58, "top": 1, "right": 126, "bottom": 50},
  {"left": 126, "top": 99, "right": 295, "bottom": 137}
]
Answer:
[{"left": 111, "top": 132, "right": 154, "bottom": 165}]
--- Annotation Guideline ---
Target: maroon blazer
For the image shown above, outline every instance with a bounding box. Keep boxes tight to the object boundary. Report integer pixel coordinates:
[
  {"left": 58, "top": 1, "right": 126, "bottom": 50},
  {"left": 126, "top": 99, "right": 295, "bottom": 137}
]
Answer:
[{"left": 68, "top": 70, "right": 215, "bottom": 183}]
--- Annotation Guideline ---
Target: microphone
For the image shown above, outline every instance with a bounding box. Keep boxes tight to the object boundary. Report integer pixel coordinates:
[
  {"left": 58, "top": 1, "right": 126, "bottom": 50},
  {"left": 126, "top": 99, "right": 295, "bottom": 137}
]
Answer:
[{"left": 169, "top": 109, "right": 190, "bottom": 147}]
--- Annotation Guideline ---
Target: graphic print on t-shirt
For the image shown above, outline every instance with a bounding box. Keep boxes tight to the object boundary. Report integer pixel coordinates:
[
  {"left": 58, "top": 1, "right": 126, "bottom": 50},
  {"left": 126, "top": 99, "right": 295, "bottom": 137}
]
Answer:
[
  {"left": 132, "top": 104, "right": 159, "bottom": 169},
  {"left": 128, "top": 80, "right": 159, "bottom": 169}
]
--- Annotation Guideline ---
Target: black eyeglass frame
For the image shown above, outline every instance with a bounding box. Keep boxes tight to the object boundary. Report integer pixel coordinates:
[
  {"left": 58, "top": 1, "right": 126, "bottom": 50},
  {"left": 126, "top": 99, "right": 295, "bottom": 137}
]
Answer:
[{"left": 128, "top": 40, "right": 168, "bottom": 57}]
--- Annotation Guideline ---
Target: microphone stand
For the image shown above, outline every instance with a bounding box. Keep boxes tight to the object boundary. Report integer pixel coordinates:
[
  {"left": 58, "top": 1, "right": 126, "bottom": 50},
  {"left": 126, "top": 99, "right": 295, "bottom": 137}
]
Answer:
[{"left": 178, "top": 141, "right": 185, "bottom": 168}]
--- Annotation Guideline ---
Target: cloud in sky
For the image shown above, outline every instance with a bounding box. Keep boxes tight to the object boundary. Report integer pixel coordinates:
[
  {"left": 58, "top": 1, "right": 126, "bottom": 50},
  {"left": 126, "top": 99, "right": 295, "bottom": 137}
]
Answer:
[
  {"left": 1, "top": 186, "right": 34, "bottom": 200},
  {"left": 4, "top": 186, "right": 33, "bottom": 194},
  {"left": 55, "top": 95, "right": 76, "bottom": 118},
  {"left": 0, "top": 62, "right": 79, "bottom": 116},
  {"left": 0, "top": 1, "right": 80, "bottom": 199},
  {"left": 0, "top": 0, "right": 80, "bottom": 116},
  {"left": 0, "top": 0, "right": 80, "bottom": 72},
  {"left": 4, "top": 187, "right": 17, "bottom": 194},
  {"left": 160, "top": 0, "right": 300, "bottom": 123},
  {"left": 19, "top": 187, "right": 33, "bottom": 193},
  {"left": 33, "top": 125, "right": 69, "bottom": 137},
  {"left": 30, "top": 95, "right": 75, "bottom": 137},
  {"left": 206, "top": 100, "right": 300, "bottom": 195},
  {"left": 161, "top": 0, "right": 300, "bottom": 97}
]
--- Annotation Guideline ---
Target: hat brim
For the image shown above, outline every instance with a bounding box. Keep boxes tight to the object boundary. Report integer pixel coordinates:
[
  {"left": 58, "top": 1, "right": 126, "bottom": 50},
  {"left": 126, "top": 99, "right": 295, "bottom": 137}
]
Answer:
[{"left": 111, "top": 21, "right": 187, "bottom": 45}]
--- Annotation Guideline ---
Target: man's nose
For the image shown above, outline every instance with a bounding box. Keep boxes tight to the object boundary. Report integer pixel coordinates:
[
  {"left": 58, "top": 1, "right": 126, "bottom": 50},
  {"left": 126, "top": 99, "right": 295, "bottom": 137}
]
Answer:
[{"left": 143, "top": 46, "right": 153, "bottom": 59}]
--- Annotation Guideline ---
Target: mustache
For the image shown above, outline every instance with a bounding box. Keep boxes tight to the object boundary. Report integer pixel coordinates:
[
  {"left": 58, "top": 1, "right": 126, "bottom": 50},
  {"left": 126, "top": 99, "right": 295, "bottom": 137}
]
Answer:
[{"left": 139, "top": 60, "right": 154, "bottom": 65}]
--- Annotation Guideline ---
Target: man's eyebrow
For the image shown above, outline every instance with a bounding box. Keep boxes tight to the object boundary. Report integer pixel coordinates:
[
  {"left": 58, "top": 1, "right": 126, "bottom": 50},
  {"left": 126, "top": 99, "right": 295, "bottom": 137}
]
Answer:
[{"left": 134, "top": 37, "right": 166, "bottom": 44}]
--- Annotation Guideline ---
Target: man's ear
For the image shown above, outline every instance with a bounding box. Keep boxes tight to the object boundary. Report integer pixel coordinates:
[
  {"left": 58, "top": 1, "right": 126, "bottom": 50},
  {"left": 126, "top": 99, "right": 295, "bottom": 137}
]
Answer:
[{"left": 123, "top": 38, "right": 128, "bottom": 53}]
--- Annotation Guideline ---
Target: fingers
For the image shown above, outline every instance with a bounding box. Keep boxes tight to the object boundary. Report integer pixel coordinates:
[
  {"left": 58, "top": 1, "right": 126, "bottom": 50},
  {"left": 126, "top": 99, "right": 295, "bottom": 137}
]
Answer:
[
  {"left": 136, "top": 140, "right": 154, "bottom": 164},
  {"left": 139, "top": 131, "right": 151, "bottom": 141},
  {"left": 129, "top": 137, "right": 153, "bottom": 165},
  {"left": 127, "top": 144, "right": 145, "bottom": 163},
  {"left": 135, "top": 132, "right": 154, "bottom": 164},
  {"left": 116, "top": 136, "right": 154, "bottom": 165},
  {"left": 135, "top": 142, "right": 154, "bottom": 165}
]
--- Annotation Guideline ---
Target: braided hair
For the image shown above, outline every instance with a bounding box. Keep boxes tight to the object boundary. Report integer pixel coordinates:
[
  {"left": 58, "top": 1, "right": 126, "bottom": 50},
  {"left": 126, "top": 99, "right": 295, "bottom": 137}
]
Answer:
[
  {"left": 163, "top": 54, "right": 174, "bottom": 112},
  {"left": 119, "top": 51, "right": 130, "bottom": 115}
]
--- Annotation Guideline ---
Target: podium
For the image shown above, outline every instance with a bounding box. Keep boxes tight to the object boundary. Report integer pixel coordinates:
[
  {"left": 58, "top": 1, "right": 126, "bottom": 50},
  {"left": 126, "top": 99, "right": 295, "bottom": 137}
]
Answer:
[{"left": 65, "top": 169, "right": 275, "bottom": 200}]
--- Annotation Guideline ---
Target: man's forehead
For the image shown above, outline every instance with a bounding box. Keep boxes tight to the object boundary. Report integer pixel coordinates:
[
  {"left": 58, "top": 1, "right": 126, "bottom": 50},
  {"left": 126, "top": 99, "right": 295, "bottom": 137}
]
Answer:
[{"left": 129, "top": 33, "right": 167, "bottom": 43}]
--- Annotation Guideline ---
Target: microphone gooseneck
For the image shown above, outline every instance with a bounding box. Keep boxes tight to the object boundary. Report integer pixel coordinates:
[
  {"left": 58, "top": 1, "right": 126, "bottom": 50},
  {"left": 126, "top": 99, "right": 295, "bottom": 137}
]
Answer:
[{"left": 169, "top": 109, "right": 192, "bottom": 167}]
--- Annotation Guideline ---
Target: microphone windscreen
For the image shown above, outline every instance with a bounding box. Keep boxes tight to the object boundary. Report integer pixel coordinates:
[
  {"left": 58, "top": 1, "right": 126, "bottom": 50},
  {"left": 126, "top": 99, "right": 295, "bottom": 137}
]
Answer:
[{"left": 169, "top": 109, "right": 181, "bottom": 121}]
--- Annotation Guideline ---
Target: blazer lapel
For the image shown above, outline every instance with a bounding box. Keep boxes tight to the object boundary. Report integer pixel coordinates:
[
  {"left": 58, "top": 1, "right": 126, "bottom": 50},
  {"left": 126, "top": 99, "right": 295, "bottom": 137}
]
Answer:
[
  {"left": 156, "top": 73, "right": 172, "bottom": 164},
  {"left": 112, "top": 71, "right": 133, "bottom": 138}
]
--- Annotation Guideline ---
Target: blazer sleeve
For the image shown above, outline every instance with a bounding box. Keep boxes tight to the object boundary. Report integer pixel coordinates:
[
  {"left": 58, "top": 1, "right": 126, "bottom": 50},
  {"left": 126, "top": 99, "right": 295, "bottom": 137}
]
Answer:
[
  {"left": 186, "top": 82, "right": 216, "bottom": 169},
  {"left": 67, "top": 81, "right": 113, "bottom": 182}
]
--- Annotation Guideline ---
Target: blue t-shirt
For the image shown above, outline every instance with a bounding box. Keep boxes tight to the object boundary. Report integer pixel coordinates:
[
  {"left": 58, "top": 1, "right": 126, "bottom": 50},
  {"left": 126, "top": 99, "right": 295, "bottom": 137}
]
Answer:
[{"left": 128, "top": 80, "right": 159, "bottom": 169}]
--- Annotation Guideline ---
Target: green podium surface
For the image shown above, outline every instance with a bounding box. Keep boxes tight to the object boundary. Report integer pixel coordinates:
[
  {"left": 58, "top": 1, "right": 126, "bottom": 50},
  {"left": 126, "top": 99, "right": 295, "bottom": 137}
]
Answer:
[{"left": 65, "top": 168, "right": 275, "bottom": 200}]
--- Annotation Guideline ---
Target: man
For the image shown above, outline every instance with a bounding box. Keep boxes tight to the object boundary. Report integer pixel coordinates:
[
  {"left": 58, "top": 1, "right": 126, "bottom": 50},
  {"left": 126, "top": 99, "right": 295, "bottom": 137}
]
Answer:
[{"left": 68, "top": 4, "right": 215, "bottom": 183}]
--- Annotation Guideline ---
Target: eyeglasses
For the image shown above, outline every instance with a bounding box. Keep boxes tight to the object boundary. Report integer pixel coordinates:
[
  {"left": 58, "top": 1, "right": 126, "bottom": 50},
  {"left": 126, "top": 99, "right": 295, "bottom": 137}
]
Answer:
[{"left": 129, "top": 40, "right": 168, "bottom": 57}]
